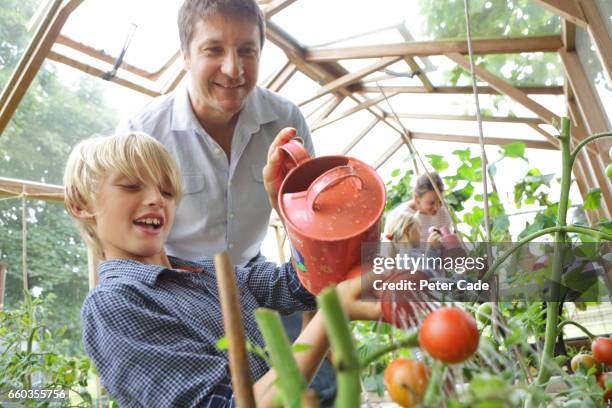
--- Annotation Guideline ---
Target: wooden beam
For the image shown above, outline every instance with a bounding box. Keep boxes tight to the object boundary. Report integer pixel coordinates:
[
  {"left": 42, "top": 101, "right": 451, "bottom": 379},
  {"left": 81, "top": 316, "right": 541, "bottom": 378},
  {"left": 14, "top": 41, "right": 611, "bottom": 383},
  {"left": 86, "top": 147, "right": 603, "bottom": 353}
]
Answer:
[
  {"left": 263, "top": 0, "right": 298, "bottom": 18},
  {"left": 0, "top": 177, "right": 63, "bottom": 203},
  {"left": 310, "top": 95, "right": 344, "bottom": 126},
  {"left": 530, "top": 0, "right": 587, "bottom": 27},
  {"left": 161, "top": 67, "right": 187, "bottom": 94},
  {"left": 410, "top": 132, "right": 557, "bottom": 150},
  {"left": 47, "top": 50, "right": 161, "bottom": 97},
  {"left": 265, "top": 22, "right": 404, "bottom": 136},
  {"left": 312, "top": 92, "right": 398, "bottom": 131},
  {"left": 55, "top": 34, "right": 180, "bottom": 81},
  {"left": 299, "top": 56, "right": 401, "bottom": 106},
  {"left": 403, "top": 57, "right": 435, "bottom": 91},
  {"left": 341, "top": 118, "right": 378, "bottom": 155},
  {"left": 527, "top": 123, "right": 560, "bottom": 149},
  {"left": 266, "top": 62, "right": 297, "bottom": 92},
  {"left": 579, "top": 0, "right": 612, "bottom": 87},
  {"left": 562, "top": 19, "right": 576, "bottom": 51},
  {"left": 304, "top": 36, "right": 563, "bottom": 62},
  {"left": 397, "top": 26, "right": 435, "bottom": 91},
  {"left": 560, "top": 50, "right": 611, "bottom": 152},
  {"left": 388, "top": 112, "right": 545, "bottom": 125},
  {"left": 445, "top": 52, "right": 560, "bottom": 125},
  {"left": 373, "top": 137, "right": 404, "bottom": 169},
  {"left": 358, "top": 85, "right": 564, "bottom": 95},
  {"left": 0, "top": 0, "right": 84, "bottom": 135},
  {"left": 572, "top": 157, "right": 597, "bottom": 224},
  {"left": 567, "top": 98, "right": 611, "bottom": 216}
]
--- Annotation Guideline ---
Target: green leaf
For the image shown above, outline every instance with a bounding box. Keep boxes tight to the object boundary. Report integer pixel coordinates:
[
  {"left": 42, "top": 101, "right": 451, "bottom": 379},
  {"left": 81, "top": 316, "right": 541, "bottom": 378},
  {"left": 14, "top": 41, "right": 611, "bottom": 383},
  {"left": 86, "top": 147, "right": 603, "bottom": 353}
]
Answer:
[
  {"left": 391, "top": 168, "right": 401, "bottom": 177},
  {"left": 488, "top": 162, "right": 497, "bottom": 178},
  {"left": 500, "top": 142, "right": 526, "bottom": 159},
  {"left": 453, "top": 148, "right": 471, "bottom": 162},
  {"left": 583, "top": 188, "right": 602, "bottom": 210},
  {"left": 425, "top": 154, "right": 449, "bottom": 172},
  {"left": 469, "top": 374, "right": 508, "bottom": 401},
  {"left": 216, "top": 336, "right": 228, "bottom": 350}
]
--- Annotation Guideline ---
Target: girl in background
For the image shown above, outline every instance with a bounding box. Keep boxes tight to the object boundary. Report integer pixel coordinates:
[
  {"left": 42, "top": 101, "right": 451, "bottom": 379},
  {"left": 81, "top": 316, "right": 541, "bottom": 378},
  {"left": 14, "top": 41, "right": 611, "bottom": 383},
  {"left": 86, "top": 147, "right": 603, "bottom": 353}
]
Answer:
[{"left": 385, "top": 172, "right": 452, "bottom": 241}]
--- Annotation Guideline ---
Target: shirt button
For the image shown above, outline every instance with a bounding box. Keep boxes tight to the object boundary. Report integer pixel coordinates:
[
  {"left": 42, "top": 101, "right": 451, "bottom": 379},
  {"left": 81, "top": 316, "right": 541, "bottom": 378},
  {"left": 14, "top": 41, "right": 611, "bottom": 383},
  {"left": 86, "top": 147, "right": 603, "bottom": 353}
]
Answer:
[
  {"left": 229, "top": 243, "right": 234, "bottom": 249},
  {"left": 229, "top": 213, "right": 234, "bottom": 219}
]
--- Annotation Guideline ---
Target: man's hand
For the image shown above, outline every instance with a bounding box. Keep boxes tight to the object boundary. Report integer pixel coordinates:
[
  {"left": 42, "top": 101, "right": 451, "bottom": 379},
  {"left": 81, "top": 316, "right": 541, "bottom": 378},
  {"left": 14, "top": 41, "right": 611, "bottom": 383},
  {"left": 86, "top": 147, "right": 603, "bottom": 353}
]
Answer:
[{"left": 263, "top": 127, "right": 298, "bottom": 212}]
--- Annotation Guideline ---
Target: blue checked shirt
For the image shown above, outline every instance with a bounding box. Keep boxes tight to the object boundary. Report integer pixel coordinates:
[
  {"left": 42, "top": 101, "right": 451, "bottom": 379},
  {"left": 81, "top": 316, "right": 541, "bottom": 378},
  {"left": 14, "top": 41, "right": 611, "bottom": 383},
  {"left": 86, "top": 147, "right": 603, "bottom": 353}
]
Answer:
[{"left": 81, "top": 257, "right": 316, "bottom": 407}]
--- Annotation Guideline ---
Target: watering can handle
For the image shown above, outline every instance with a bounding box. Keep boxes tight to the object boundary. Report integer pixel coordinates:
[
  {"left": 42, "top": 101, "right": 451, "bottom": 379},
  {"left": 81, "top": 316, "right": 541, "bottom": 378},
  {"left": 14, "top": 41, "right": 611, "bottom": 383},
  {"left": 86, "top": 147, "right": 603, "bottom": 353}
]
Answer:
[
  {"left": 307, "top": 165, "right": 364, "bottom": 212},
  {"left": 278, "top": 137, "right": 310, "bottom": 173}
]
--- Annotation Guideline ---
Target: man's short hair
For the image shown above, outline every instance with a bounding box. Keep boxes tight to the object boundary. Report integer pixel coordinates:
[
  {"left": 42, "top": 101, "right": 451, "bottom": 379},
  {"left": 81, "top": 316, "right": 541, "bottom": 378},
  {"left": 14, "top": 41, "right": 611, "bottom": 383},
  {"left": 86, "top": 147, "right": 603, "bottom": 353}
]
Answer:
[
  {"left": 63, "top": 132, "right": 183, "bottom": 259},
  {"left": 178, "top": 0, "right": 266, "bottom": 56}
]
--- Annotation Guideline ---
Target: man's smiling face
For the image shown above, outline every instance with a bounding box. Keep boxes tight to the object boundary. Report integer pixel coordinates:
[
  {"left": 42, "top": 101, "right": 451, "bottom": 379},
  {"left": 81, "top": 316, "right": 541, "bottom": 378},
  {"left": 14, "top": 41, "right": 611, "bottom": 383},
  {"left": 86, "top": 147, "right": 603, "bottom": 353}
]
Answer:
[{"left": 184, "top": 11, "right": 260, "bottom": 123}]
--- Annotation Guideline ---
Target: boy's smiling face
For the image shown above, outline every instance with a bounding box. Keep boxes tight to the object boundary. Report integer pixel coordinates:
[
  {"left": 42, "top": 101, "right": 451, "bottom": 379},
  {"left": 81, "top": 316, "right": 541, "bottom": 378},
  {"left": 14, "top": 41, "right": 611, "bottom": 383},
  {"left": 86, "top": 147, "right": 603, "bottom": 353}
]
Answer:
[{"left": 92, "top": 171, "right": 176, "bottom": 265}]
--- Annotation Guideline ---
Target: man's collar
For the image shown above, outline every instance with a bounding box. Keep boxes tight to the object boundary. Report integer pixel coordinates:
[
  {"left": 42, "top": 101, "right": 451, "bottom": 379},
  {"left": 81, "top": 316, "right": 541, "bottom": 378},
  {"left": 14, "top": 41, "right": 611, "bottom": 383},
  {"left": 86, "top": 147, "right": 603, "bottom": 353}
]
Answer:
[{"left": 171, "top": 78, "right": 278, "bottom": 133}]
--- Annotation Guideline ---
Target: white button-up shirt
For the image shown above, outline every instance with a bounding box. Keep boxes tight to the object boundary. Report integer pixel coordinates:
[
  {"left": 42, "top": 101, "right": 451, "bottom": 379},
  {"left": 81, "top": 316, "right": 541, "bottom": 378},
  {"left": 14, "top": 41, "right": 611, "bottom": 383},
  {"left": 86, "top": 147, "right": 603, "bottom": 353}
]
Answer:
[{"left": 116, "top": 81, "right": 314, "bottom": 265}]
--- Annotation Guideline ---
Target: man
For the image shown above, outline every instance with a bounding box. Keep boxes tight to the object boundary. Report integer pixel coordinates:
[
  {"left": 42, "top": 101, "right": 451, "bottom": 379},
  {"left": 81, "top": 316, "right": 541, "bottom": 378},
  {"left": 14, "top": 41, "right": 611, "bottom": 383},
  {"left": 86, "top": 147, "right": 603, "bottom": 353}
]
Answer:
[
  {"left": 117, "top": 0, "right": 314, "bottom": 266},
  {"left": 116, "top": 0, "right": 336, "bottom": 404}
]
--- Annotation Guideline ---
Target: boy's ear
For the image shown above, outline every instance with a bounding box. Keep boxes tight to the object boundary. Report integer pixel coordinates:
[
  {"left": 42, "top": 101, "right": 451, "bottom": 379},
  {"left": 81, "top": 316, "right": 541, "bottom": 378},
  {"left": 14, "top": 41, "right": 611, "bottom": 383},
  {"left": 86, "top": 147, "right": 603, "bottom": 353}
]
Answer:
[{"left": 69, "top": 202, "right": 94, "bottom": 220}]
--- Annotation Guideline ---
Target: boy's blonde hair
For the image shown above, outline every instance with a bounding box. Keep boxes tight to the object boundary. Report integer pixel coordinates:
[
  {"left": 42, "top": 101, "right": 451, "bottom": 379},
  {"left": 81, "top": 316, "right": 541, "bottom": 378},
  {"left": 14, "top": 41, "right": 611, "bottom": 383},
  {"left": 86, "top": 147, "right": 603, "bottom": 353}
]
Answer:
[{"left": 63, "top": 132, "right": 183, "bottom": 259}]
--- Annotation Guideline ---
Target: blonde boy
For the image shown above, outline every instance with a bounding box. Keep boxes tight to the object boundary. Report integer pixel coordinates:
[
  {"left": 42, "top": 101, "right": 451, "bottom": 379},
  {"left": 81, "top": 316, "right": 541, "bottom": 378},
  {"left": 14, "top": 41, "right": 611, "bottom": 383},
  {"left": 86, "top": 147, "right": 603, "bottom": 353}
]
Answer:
[{"left": 64, "top": 131, "right": 379, "bottom": 407}]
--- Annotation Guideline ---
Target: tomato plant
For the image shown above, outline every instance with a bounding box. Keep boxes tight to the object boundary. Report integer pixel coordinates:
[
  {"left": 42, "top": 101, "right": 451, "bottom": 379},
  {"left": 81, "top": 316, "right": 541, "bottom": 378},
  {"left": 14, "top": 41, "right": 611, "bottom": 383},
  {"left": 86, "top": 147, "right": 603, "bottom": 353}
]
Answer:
[
  {"left": 592, "top": 337, "right": 612, "bottom": 365},
  {"left": 419, "top": 307, "right": 480, "bottom": 364},
  {"left": 570, "top": 353, "right": 599, "bottom": 374},
  {"left": 475, "top": 302, "right": 492, "bottom": 326},
  {"left": 597, "top": 372, "right": 612, "bottom": 401},
  {"left": 383, "top": 358, "right": 429, "bottom": 407}
]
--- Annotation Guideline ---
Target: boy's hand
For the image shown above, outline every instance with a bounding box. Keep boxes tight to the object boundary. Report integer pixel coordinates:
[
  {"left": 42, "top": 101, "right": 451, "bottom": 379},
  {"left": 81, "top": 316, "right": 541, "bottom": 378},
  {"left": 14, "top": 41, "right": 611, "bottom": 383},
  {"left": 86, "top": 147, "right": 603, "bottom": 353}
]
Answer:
[
  {"left": 263, "top": 127, "right": 298, "bottom": 212},
  {"left": 336, "top": 272, "right": 381, "bottom": 321}
]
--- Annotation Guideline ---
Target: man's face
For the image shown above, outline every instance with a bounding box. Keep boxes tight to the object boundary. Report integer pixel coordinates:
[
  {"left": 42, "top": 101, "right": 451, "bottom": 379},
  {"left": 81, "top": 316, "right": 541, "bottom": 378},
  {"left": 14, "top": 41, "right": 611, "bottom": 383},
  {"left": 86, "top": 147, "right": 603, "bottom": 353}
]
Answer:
[
  {"left": 184, "top": 12, "right": 260, "bottom": 122},
  {"left": 92, "top": 172, "right": 176, "bottom": 264}
]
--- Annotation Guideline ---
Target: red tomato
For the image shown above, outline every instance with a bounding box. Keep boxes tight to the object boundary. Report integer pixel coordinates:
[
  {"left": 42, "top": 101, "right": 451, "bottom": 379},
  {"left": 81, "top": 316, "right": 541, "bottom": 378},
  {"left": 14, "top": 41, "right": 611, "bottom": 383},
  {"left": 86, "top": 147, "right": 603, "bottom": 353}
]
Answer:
[
  {"left": 592, "top": 337, "right": 612, "bottom": 365},
  {"left": 419, "top": 307, "right": 480, "bottom": 364},
  {"left": 597, "top": 372, "right": 612, "bottom": 401},
  {"left": 384, "top": 358, "right": 429, "bottom": 407},
  {"left": 380, "top": 271, "right": 433, "bottom": 328}
]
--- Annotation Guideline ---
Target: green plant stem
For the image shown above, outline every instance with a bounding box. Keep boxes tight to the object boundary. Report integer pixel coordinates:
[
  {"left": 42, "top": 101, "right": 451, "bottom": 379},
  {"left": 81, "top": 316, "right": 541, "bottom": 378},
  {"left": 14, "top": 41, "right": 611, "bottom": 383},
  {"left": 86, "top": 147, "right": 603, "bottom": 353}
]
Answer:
[
  {"left": 533, "top": 118, "right": 572, "bottom": 398},
  {"left": 255, "top": 308, "right": 307, "bottom": 407},
  {"left": 569, "top": 131, "right": 612, "bottom": 168},
  {"left": 318, "top": 287, "right": 361, "bottom": 408},
  {"left": 359, "top": 331, "right": 419, "bottom": 368},
  {"left": 482, "top": 225, "right": 611, "bottom": 280},
  {"left": 423, "top": 360, "right": 444, "bottom": 406},
  {"left": 557, "top": 319, "right": 596, "bottom": 340}
]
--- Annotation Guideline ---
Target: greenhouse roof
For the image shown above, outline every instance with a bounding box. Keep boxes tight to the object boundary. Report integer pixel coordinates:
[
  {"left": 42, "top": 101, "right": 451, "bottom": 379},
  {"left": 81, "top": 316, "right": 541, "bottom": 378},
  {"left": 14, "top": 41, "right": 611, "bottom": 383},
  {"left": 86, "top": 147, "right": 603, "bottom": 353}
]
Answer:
[{"left": 0, "top": 0, "right": 610, "bottom": 219}]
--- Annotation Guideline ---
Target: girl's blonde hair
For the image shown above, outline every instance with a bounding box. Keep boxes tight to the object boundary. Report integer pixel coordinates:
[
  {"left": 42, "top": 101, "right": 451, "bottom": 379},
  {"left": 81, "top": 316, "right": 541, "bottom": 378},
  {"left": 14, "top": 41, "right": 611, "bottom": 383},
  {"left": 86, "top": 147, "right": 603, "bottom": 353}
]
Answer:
[
  {"left": 385, "top": 211, "right": 419, "bottom": 242},
  {"left": 63, "top": 132, "right": 183, "bottom": 259}
]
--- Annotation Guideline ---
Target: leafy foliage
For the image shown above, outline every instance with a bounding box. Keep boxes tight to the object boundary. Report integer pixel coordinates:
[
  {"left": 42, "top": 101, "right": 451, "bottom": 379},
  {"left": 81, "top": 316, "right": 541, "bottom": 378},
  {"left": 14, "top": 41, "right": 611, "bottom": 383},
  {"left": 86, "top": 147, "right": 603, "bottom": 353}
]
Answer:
[
  {"left": 0, "top": 291, "right": 94, "bottom": 407},
  {"left": 417, "top": 0, "right": 562, "bottom": 88},
  {"left": 0, "top": 0, "right": 118, "bottom": 356}
]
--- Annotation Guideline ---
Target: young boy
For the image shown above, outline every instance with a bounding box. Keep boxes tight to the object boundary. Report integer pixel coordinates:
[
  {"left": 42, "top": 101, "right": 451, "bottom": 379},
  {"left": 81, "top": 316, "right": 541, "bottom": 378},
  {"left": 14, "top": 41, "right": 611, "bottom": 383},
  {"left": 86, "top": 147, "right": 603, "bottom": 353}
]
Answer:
[{"left": 64, "top": 130, "right": 380, "bottom": 407}]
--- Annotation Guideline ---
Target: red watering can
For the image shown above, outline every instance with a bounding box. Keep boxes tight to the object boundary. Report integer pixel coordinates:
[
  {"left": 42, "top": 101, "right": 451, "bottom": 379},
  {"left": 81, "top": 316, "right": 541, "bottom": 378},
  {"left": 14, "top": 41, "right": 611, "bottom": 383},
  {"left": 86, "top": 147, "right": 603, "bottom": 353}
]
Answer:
[{"left": 278, "top": 139, "right": 386, "bottom": 294}]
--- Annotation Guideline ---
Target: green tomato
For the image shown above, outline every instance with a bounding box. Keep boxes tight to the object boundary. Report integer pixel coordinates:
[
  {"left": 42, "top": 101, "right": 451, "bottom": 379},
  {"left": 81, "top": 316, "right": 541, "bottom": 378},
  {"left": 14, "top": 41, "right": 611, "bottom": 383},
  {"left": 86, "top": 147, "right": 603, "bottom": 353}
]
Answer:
[
  {"left": 476, "top": 302, "right": 493, "bottom": 326},
  {"left": 607, "top": 163, "right": 612, "bottom": 180}
]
